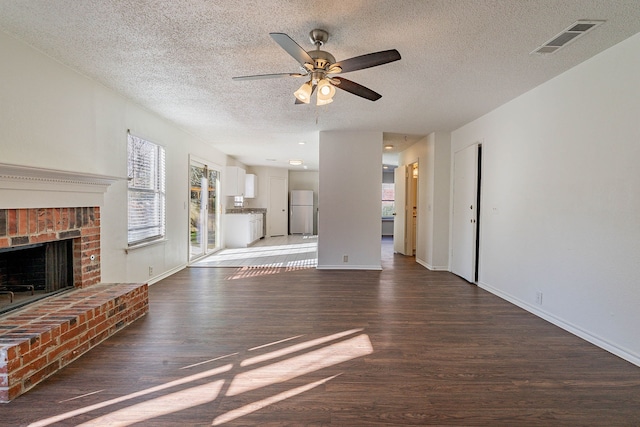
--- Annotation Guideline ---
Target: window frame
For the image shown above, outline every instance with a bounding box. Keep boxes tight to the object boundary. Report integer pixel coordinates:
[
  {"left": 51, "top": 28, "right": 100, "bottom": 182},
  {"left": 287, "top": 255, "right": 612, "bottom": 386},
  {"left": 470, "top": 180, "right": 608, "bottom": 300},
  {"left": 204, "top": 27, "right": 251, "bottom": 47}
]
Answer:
[
  {"left": 382, "top": 182, "right": 395, "bottom": 220},
  {"left": 127, "top": 133, "right": 166, "bottom": 247}
]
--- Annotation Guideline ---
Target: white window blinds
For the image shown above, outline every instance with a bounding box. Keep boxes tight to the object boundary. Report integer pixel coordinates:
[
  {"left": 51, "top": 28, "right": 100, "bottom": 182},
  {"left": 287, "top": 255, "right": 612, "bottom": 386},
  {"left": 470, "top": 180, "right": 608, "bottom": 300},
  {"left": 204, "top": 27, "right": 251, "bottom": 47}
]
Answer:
[{"left": 127, "top": 133, "right": 166, "bottom": 246}]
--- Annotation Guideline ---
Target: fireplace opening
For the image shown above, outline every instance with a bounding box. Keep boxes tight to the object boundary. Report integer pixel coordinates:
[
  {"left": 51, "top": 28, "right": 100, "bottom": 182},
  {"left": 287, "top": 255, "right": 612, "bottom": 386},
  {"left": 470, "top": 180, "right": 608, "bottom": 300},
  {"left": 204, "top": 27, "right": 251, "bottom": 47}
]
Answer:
[{"left": 0, "top": 239, "right": 74, "bottom": 315}]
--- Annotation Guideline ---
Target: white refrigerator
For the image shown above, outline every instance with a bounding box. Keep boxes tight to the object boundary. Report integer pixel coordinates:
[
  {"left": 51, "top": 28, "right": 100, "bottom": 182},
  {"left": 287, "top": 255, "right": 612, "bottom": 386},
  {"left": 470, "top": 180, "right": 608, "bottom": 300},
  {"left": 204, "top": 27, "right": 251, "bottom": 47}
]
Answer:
[{"left": 290, "top": 190, "right": 314, "bottom": 234}]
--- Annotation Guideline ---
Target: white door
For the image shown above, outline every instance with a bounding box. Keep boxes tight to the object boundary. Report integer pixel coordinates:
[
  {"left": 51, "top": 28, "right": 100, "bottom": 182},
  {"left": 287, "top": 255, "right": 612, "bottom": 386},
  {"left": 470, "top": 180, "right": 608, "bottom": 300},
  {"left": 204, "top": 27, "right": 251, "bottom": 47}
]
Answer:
[
  {"left": 451, "top": 144, "right": 479, "bottom": 282},
  {"left": 269, "top": 176, "right": 287, "bottom": 236},
  {"left": 393, "top": 165, "right": 407, "bottom": 254}
]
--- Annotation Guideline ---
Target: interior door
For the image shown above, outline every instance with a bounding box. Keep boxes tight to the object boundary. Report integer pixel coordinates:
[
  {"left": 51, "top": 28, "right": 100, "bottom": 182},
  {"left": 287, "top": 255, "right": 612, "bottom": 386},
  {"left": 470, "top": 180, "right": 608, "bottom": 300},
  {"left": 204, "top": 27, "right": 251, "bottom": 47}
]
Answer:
[
  {"left": 393, "top": 165, "right": 407, "bottom": 254},
  {"left": 269, "top": 176, "right": 287, "bottom": 236},
  {"left": 451, "top": 144, "right": 479, "bottom": 282}
]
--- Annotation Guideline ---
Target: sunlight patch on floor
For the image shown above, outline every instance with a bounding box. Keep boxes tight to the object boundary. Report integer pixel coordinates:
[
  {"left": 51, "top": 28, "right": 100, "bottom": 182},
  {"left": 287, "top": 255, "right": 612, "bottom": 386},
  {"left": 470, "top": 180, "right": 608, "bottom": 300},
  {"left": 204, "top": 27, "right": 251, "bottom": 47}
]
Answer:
[
  {"left": 212, "top": 374, "right": 341, "bottom": 426},
  {"left": 28, "top": 364, "right": 233, "bottom": 427},
  {"left": 191, "top": 235, "right": 317, "bottom": 268},
  {"left": 242, "top": 329, "right": 364, "bottom": 367},
  {"left": 76, "top": 380, "right": 225, "bottom": 426},
  {"left": 28, "top": 329, "right": 373, "bottom": 427}
]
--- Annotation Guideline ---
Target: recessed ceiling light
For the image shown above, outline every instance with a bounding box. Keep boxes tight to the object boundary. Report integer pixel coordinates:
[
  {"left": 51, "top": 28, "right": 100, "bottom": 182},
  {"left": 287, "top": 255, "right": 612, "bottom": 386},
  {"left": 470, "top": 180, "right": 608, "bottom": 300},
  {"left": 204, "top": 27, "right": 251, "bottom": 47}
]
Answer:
[
  {"left": 289, "top": 159, "right": 303, "bottom": 166},
  {"left": 384, "top": 145, "right": 394, "bottom": 150},
  {"left": 298, "top": 141, "right": 306, "bottom": 145}
]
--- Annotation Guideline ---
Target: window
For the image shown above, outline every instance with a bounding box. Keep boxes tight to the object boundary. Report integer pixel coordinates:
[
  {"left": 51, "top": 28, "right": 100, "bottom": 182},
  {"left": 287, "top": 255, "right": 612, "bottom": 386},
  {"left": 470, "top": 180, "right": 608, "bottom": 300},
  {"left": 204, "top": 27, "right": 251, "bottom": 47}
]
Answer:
[
  {"left": 127, "top": 133, "right": 166, "bottom": 246},
  {"left": 382, "top": 182, "right": 395, "bottom": 218}
]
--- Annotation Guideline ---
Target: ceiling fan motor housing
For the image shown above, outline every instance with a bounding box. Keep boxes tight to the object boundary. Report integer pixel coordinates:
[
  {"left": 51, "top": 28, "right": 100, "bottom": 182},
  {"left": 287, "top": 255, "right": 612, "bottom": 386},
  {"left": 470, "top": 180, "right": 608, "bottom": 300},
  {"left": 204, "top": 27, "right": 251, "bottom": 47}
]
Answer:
[
  {"left": 310, "top": 50, "right": 335, "bottom": 70},
  {"left": 308, "top": 49, "right": 336, "bottom": 84}
]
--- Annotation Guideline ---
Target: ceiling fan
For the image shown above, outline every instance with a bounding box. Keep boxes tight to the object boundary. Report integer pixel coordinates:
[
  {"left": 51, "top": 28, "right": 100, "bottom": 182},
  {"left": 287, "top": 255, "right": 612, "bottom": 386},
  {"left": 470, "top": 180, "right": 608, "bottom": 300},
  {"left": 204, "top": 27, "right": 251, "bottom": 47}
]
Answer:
[{"left": 232, "top": 29, "right": 401, "bottom": 105}]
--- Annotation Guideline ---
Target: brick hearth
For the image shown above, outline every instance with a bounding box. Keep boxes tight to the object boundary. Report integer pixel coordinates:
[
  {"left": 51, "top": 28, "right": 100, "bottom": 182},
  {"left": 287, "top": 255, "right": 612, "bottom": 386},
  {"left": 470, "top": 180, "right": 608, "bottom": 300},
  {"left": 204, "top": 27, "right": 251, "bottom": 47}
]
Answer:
[
  {"left": 0, "top": 283, "right": 148, "bottom": 402},
  {"left": 0, "top": 207, "right": 149, "bottom": 402}
]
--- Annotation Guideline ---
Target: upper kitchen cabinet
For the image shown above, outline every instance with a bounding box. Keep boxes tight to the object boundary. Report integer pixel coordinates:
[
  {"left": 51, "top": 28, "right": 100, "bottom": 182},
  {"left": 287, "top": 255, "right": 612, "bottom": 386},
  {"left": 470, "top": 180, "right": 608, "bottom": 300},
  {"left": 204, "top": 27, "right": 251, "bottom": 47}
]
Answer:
[
  {"left": 225, "top": 166, "right": 246, "bottom": 196},
  {"left": 245, "top": 174, "right": 257, "bottom": 198}
]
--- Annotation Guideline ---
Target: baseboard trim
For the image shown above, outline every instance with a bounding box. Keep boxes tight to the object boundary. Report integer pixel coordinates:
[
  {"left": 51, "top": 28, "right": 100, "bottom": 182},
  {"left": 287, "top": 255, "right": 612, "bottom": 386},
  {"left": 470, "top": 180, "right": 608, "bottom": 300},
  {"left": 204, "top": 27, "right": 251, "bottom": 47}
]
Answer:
[
  {"left": 148, "top": 263, "right": 186, "bottom": 285},
  {"left": 416, "top": 258, "right": 448, "bottom": 271},
  {"left": 316, "top": 265, "right": 383, "bottom": 271},
  {"left": 477, "top": 281, "right": 640, "bottom": 367}
]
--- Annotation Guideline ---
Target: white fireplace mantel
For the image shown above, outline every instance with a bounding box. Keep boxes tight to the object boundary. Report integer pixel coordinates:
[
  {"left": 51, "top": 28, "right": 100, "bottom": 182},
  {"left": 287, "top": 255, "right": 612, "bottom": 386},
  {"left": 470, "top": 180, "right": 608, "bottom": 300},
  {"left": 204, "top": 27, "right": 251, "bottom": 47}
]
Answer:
[{"left": 0, "top": 163, "right": 124, "bottom": 209}]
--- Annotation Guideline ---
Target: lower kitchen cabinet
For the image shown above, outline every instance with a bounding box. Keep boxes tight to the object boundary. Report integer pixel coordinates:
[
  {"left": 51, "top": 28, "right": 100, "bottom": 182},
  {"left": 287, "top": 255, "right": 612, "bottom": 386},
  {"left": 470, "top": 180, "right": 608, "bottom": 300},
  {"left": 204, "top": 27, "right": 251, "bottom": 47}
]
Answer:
[{"left": 224, "top": 213, "right": 264, "bottom": 248}]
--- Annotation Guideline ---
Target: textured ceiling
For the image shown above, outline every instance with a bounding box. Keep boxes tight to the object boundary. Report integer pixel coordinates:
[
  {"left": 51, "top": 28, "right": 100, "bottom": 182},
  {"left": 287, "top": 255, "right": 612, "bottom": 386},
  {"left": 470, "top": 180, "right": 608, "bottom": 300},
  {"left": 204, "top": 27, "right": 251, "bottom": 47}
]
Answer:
[{"left": 1, "top": 1, "right": 640, "bottom": 171}]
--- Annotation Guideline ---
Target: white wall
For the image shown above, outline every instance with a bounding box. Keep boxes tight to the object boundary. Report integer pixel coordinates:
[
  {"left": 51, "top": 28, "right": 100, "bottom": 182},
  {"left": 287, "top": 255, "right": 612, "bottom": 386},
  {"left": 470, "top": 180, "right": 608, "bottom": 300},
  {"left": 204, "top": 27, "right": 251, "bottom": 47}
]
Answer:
[
  {"left": 430, "top": 132, "right": 451, "bottom": 269},
  {"left": 289, "top": 170, "right": 319, "bottom": 194},
  {"left": 399, "top": 132, "right": 450, "bottom": 270},
  {"left": 451, "top": 32, "right": 640, "bottom": 365},
  {"left": 0, "top": 30, "right": 230, "bottom": 285},
  {"left": 318, "top": 131, "right": 382, "bottom": 270}
]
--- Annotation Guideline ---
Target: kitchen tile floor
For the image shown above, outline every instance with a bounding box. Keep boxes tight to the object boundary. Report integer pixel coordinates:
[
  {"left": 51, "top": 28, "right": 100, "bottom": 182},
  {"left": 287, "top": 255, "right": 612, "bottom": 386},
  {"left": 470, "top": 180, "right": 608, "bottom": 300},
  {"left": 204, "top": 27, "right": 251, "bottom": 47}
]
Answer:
[{"left": 189, "top": 235, "right": 317, "bottom": 268}]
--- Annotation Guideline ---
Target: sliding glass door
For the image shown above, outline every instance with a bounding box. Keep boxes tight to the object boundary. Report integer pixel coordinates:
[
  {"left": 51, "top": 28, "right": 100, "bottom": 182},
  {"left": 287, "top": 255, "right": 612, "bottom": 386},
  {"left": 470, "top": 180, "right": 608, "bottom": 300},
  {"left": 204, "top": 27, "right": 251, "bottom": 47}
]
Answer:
[{"left": 189, "top": 158, "right": 221, "bottom": 261}]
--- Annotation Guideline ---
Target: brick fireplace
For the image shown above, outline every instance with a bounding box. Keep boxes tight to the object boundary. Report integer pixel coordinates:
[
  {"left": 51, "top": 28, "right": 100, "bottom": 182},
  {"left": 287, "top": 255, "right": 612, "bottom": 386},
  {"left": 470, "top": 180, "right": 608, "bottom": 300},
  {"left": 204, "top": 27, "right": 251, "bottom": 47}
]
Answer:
[
  {"left": 0, "top": 207, "right": 148, "bottom": 402},
  {"left": 0, "top": 207, "right": 101, "bottom": 292}
]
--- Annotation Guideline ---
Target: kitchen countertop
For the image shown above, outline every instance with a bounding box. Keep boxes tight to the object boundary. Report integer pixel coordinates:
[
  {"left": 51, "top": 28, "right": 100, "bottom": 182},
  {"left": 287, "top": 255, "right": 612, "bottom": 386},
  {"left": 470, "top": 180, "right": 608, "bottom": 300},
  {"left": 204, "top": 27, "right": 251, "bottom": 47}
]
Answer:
[{"left": 225, "top": 208, "right": 267, "bottom": 214}]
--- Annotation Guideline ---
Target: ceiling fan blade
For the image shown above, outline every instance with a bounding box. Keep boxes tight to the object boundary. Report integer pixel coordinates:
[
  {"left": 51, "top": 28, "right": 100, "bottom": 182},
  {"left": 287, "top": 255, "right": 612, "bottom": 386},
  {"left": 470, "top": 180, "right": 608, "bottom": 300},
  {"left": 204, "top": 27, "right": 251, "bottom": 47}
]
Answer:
[
  {"left": 332, "top": 49, "right": 401, "bottom": 74},
  {"left": 270, "top": 33, "right": 315, "bottom": 66},
  {"left": 331, "top": 77, "right": 382, "bottom": 101},
  {"left": 232, "top": 72, "right": 306, "bottom": 81}
]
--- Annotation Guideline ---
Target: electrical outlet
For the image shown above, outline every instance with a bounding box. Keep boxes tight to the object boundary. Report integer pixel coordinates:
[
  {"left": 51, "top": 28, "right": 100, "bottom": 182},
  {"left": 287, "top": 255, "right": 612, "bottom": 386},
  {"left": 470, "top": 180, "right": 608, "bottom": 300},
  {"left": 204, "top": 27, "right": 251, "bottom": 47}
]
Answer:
[
  {"left": 536, "top": 291, "right": 543, "bottom": 305},
  {"left": 148, "top": 266, "right": 153, "bottom": 277},
  {"left": 343, "top": 255, "right": 348, "bottom": 263}
]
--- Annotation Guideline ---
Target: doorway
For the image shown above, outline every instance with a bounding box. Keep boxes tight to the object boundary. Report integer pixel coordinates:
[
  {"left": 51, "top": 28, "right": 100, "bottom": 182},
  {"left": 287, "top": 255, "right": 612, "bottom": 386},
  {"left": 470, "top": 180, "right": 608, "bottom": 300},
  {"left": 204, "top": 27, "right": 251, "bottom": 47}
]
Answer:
[
  {"left": 408, "top": 162, "right": 418, "bottom": 256},
  {"left": 393, "top": 161, "right": 419, "bottom": 256},
  {"left": 189, "top": 157, "right": 221, "bottom": 262}
]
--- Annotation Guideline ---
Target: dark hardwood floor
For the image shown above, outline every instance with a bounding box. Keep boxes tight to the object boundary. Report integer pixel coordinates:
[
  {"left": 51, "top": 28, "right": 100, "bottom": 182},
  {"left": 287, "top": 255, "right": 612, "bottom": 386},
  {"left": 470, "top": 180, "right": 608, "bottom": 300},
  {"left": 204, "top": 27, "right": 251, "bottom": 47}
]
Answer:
[{"left": 3, "top": 238, "right": 640, "bottom": 426}]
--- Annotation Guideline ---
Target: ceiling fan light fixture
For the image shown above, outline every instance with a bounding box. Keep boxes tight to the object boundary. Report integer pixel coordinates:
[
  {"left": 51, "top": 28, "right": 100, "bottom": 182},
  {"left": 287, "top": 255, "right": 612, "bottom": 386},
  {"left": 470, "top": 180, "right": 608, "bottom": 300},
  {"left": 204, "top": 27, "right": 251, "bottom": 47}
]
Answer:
[
  {"left": 316, "top": 78, "right": 335, "bottom": 105},
  {"left": 294, "top": 81, "right": 312, "bottom": 103},
  {"left": 316, "top": 96, "right": 333, "bottom": 106}
]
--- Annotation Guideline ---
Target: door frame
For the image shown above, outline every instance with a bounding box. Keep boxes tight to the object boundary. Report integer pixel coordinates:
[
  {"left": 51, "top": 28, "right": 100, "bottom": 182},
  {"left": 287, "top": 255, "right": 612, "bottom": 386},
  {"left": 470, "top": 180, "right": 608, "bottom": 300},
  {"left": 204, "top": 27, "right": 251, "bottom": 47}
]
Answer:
[
  {"left": 393, "top": 161, "right": 419, "bottom": 256},
  {"left": 188, "top": 155, "right": 222, "bottom": 262},
  {"left": 393, "top": 165, "right": 407, "bottom": 254},
  {"left": 407, "top": 161, "right": 419, "bottom": 256}
]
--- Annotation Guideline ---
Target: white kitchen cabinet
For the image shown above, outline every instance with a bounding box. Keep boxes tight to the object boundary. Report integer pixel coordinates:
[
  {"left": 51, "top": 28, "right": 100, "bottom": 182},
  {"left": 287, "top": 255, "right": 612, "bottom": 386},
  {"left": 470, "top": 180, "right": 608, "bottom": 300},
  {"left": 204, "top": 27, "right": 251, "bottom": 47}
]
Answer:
[
  {"left": 225, "top": 166, "right": 246, "bottom": 196},
  {"left": 245, "top": 174, "right": 257, "bottom": 198},
  {"left": 224, "top": 213, "right": 264, "bottom": 248}
]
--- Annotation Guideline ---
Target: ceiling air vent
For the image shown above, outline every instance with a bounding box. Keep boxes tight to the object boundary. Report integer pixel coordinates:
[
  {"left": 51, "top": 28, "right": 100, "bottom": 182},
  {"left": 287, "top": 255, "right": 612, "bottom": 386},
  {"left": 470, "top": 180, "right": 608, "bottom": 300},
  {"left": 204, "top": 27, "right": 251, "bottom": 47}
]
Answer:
[{"left": 531, "top": 20, "right": 605, "bottom": 55}]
